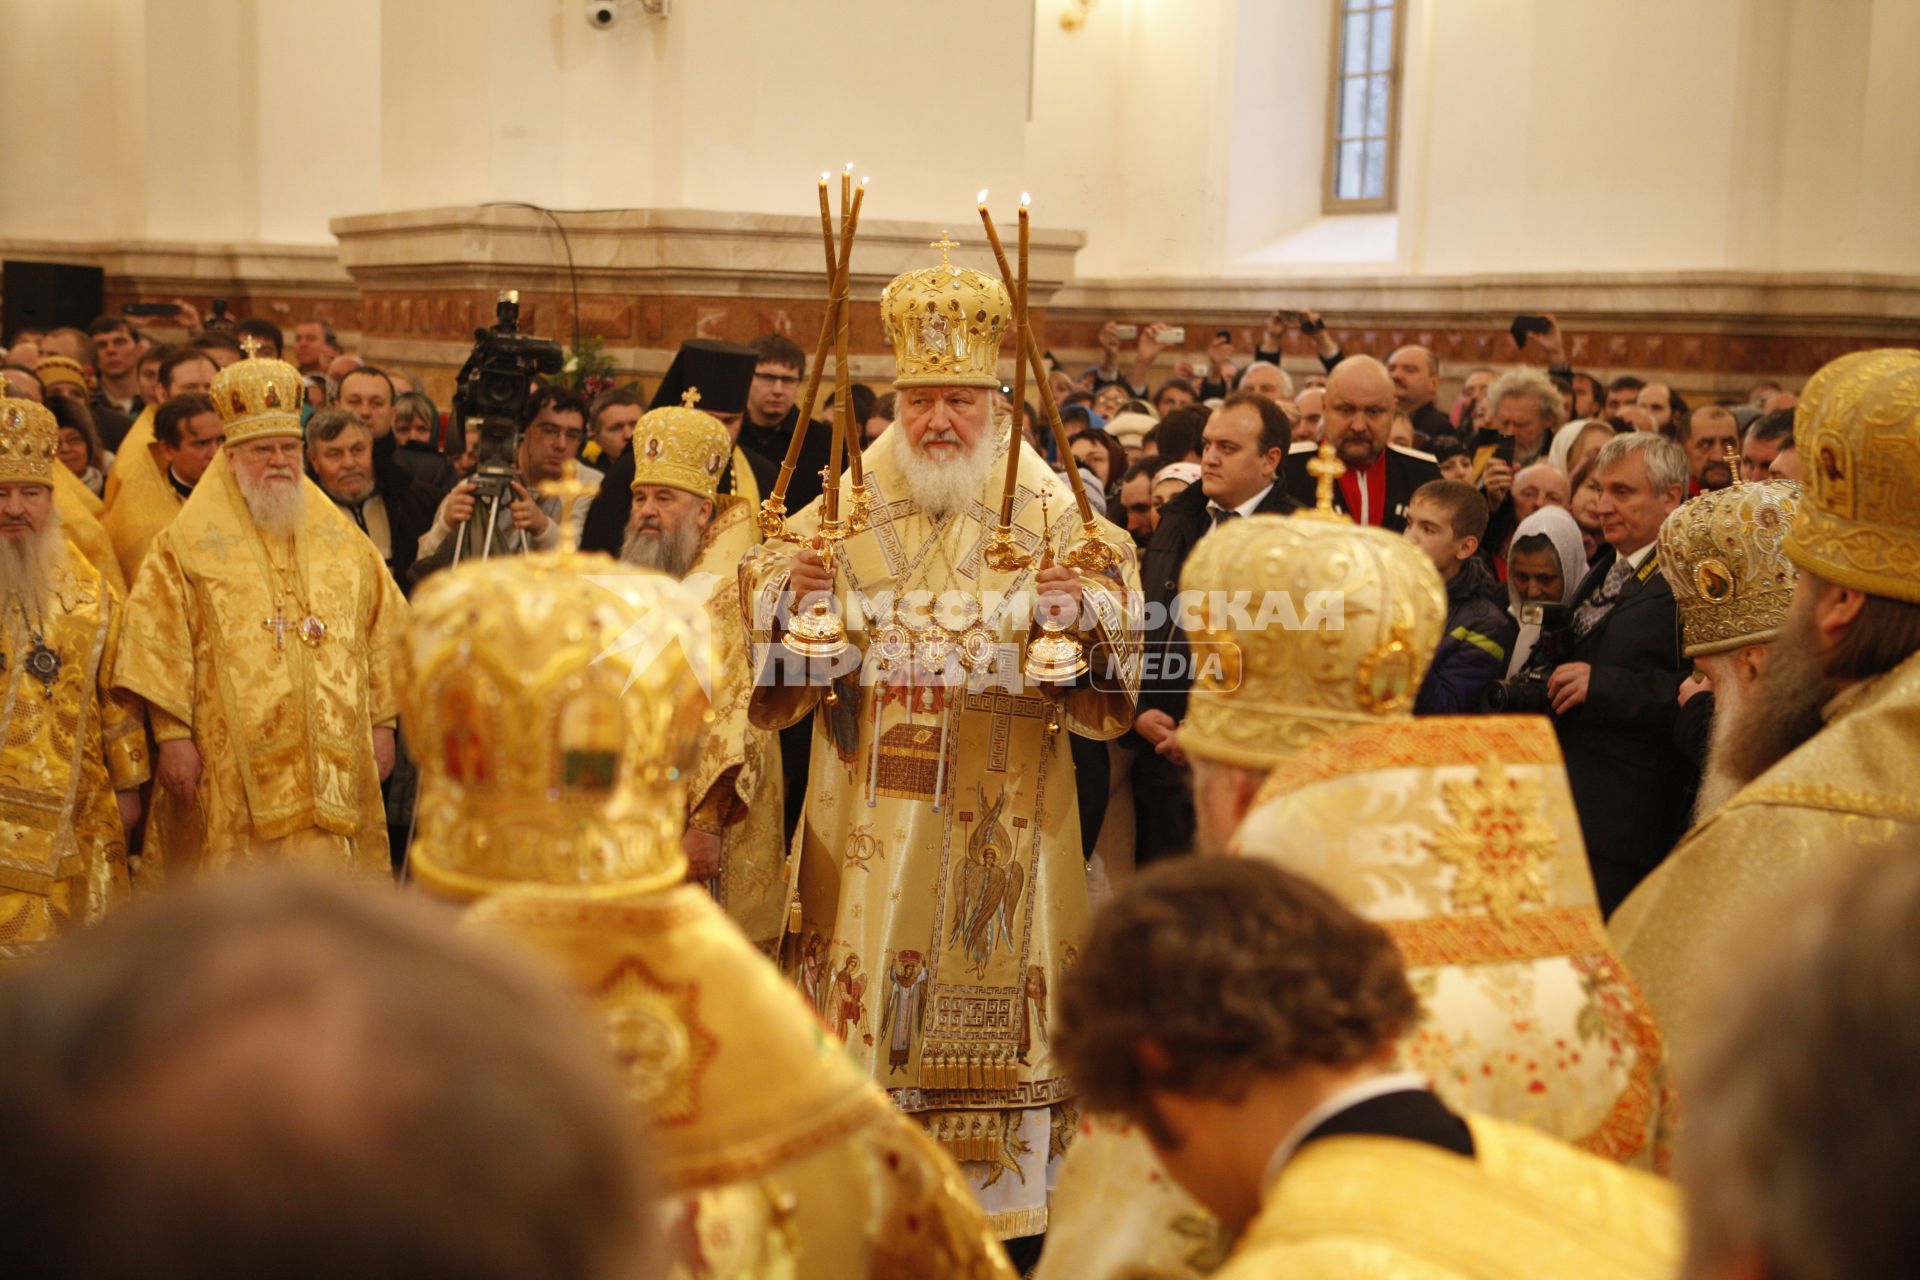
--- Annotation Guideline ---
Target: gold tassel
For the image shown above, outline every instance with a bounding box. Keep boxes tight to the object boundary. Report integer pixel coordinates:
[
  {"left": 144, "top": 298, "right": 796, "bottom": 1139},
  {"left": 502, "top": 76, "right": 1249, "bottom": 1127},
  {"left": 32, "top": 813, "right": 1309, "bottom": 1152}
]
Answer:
[
  {"left": 969, "top": 1054, "right": 984, "bottom": 1090},
  {"left": 786, "top": 897, "right": 804, "bottom": 936}
]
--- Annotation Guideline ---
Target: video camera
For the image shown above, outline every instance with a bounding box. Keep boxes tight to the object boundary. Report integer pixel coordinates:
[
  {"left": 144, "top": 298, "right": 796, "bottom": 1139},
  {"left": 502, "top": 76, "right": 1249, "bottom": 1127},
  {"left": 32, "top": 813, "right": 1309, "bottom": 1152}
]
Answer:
[
  {"left": 449, "top": 290, "right": 565, "bottom": 563},
  {"left": 1484, "top": 601, "right": 1574, "bottom": 714}
]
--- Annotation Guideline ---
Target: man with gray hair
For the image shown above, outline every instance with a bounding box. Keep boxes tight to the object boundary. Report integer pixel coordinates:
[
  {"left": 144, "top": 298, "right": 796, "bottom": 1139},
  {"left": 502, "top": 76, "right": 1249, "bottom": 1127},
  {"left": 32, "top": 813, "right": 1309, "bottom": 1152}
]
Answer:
[
  {"left": 304, "top": 407, "right": 436, "bottom": 591},
  {"left": 1677, "top": 849, "right": 1920, "bottom": 1280},
  {"left": 1234, "top": 359, "right": 1293, "bottom": 405},
  {"left": 1546, "top": 432, "right": 1692, "bottom": 911}
]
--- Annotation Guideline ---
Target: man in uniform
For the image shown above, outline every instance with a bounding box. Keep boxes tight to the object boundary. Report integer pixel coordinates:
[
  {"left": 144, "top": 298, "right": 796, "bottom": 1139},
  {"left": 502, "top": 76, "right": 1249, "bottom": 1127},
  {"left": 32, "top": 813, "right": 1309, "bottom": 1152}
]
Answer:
[
  {"left": 616, "top": 391, "right": 787, "bottom": 953},
  {"left": 114, "top": 341, "right": 408, "bottom": 880},
  {"left": 399, "top": 493, "right": 1016, "bottom": 1278},
  {"left": 0, "top": 395, "right": 148, "bottom": 958},
  {"left": 1612, "top": 349, "right": 1920, "bottom": 1054},
  {"left": 741, "top": 237, "right": 1141, "bottom": 1237}
]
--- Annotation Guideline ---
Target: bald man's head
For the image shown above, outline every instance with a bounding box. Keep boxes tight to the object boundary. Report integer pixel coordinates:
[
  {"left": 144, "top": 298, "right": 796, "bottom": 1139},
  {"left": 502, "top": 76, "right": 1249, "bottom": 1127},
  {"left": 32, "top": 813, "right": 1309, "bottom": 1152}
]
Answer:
[
  {"left": 1323, "top": 355, "right": 1397, "bottom": 470},
  {"left": 1386, "top": 345, "right": 1439, "bottom": 412},
  {"left": 1511, "top": 462, "right": 1570, "bottom": 524}
]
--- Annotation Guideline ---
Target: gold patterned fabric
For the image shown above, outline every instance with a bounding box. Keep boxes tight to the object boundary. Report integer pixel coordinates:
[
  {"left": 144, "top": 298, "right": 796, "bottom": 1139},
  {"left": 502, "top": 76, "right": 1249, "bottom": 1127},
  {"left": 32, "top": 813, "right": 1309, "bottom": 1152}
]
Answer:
[
  {"left": 1658, "top": 479, "right": 1799, "bottom": 657},
  {"left": 741, "top": 427, "right": 1141, "bottom": 1236},
  {"left": 0, "top": 395, "right": 59, "bottom": 483},
  {"left": 1784, "top": 347, "right": 1920, "bottom": 602},
  {"left": 208, "top": 349, "right": 305, "bottom": 446},
  {"left": 112, "top": 450, "right": 405, "bottom": 880},
  {"left": 0, "top": 541, "right": 149, "bottom": 960},
  {"left": 101, "top": 443, "right": 184, "bottom": 583},
  {"left": 53, "top": 466, "right": 127, "bottom": 598},
  {"left": 631, "top": 400, "right": 734, "bottom": 503},
  {"left": 1612, "top": 646, "right": 1920, "bottom": 1056},
  {"left": 685, "top": 502, "right": 789, "bottom": 952},
  {"left": 102, "top": 404, "right": 156, "bottom": 509},
  {"left": 880, "top": 244, "right": 1012, "bottom": 388},
  {"left": 1216, "top": 1114, "right": 1679, "bottom": 1280},
  {"left": 1176, "top": 511, "right": 1447, "bottom": 769}
]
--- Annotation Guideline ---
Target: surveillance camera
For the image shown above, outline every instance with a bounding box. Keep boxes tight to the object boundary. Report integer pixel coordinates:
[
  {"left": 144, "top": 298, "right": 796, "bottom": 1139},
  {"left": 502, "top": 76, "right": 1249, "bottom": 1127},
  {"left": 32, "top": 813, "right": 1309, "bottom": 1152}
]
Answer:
[{"left": 586, "top": 0, "right": 618, "bottom": 28}]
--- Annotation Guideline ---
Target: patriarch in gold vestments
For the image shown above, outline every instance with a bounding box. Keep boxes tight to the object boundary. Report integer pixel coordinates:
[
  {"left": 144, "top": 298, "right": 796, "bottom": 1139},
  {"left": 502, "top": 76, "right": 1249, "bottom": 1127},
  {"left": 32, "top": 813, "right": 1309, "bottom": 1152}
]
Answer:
[
  {"left": 618, "top": 391, "right": 788, "bottom": 953},
  {"left": 741, "top": 242, "right": 1141, "bottom": 1237},
  {"left": 0, "top": 396, "right": 148, "bottom": 959},
  {"left": 1614, "top": 348, "right": 1920, "bottom": 1056},
  {"left": 113, "top": 344, "right": 406, "bottom": 881},
  {"left": 400, "top": 495, "right": 1016, "bottom": 1280},
  {"left": 1040, "top": 464, "right": 1674, "bottom": 1280}
]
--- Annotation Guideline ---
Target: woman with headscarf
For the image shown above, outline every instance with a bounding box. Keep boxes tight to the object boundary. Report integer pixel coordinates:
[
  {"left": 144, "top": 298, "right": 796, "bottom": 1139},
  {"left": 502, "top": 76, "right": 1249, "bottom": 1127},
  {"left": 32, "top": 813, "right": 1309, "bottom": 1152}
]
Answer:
[
  {"left": 1547, "top": 417, "right": 1617, "bottom": 478},
  {"left": 1503, "top": 504, "right": 1589, "bottom": 677}
]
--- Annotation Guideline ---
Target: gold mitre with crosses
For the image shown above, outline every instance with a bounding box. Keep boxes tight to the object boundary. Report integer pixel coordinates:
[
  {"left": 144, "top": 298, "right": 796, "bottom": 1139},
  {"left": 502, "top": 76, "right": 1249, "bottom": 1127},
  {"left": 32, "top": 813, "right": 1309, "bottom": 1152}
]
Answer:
[
  {"left": 1785, "top": 347, "right": 1920, "bottom": 605},
  {"left": 0, "top": 395, "right": 59, "bottom": 485},
  {"left": 1658, "top": 478, "right": 1800, "bottom": 658},
  {"left": 210, "top": 337, "right": 305, "bottom": 446},
  {"left": 880, "top": 233, "right": 1012, "bottom": 388},
  {"left": 630, "top": 390, "right": 732, "bottom": 504},
  {"left": 1177, "top": 448, "right": 1447, "bottom": 769},
  {"left": 400, "top": 552, "right": 715, "bottom": 903}
]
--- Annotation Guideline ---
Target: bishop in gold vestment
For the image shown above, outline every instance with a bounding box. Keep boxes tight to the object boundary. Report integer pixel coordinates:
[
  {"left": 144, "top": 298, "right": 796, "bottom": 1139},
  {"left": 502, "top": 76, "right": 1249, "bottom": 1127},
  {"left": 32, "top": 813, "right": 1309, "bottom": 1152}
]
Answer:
[
  {"left": 113, "top": 349, "right": 406, "bottom": 880},
  {"left": 401, "top": 505, "right": 1016, "bottom": 1280},
  {"left": 743, "top": 248, "right": 1140, "bottom": 1236},
  {"left": 1614, "top": 348, "right": 1920, "bottom": 1053},
  {"left": 0, "top": 397, "right": 149, "bottom": 959}
]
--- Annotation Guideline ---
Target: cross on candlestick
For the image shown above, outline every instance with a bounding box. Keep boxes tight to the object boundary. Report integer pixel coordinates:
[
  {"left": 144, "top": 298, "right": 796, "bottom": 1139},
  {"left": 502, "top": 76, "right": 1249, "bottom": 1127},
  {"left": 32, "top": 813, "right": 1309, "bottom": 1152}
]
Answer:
[
  {"left": 537, "top": 460, "right": 598, "bottom": 553},
  {"left": 1307, "top": 441, "right": 1347, "bottom": 514},
  {"left": 239, "top": 334, "right": 263, "bottom": 360},
  {"left": 263, "top": 605, "right": 291, "bottom": 653},
  {"left": 682, "top": 386, "right": 702, "bottom": 408},
  {"left": 930, "top": 232, "right": 959, "bottom": 268}
]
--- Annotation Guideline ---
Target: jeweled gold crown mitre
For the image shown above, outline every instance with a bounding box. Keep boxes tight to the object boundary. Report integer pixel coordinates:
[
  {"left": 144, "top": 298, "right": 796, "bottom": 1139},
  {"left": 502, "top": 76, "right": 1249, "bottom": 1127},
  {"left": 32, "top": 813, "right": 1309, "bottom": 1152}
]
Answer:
[
  {"left": 1785, "top": 347, "right": 1920, "bottom": 604},
  {"left": 1177, "top": 501, "right": 1447, "bottom": 769},
  {"left": 880, "top": 234, "right": 1012, "bottom": 388},
  {"left": 0, "top": 395, "right": 58, "bottom": 484},
  {"left": 400, "top": 553, "right": 714, "bottom": 902},
  {"left": 630, "top": 391, "right": 732, "bottom": 503},
  {"left": 210, "top": 339, "right": 305, "bottom": 445},
  {"left": 1658, "top": 479, "right": 1800, "bottom": 658}
]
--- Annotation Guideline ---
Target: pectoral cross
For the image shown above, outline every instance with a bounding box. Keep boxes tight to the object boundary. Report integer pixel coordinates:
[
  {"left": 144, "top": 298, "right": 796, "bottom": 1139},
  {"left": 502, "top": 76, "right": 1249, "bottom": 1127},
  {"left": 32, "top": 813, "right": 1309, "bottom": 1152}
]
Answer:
[
  {"left": 537, "top": 459, "right": 598, "bottom": 553},
  {"left": 263, "top": 605, "right": 292, "bottom": 653},
  {"left": 930, "top": 232, "right": 959, "bottom": 268},
  {"left": 239, "top": 334, "right": 263, "bottom": 360},
  {"left": 1302, "top": 441, "right": 1347, "bottom": 519}
]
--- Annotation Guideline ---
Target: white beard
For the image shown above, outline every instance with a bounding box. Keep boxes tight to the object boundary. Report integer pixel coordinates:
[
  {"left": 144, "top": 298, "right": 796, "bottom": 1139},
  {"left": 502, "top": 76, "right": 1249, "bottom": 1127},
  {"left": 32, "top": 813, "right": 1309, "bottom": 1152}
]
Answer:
[
  {"left": 1693, "top": 663, "right": 1748, "bottom": 824},
  {"left": 235, "top": 467, "right": 308, "bottom": 536},
  {"left": 894, "top": 424, "right": 998, "bottom": 519},
  {"left": 620, "top": 517, "right": 703, "bottom": 579},
  {"left": 0, "top": 513, "right": 64, "bottom": 621}
]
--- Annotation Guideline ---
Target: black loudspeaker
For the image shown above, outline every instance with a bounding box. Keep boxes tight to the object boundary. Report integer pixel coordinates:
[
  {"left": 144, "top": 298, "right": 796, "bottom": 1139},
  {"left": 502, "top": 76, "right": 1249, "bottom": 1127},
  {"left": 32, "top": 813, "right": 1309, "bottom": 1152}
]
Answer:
[{"left": 3, "top": 260, "right": 106, "bottom": 340}]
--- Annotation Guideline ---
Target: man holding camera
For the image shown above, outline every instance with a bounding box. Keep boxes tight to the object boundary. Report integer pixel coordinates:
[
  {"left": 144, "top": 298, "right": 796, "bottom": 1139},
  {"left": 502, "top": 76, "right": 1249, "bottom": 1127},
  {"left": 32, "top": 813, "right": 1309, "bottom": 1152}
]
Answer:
[
  {"left": 411, "top": 385, "right": 598, "bottom": 582},
  {"left": 1545, "top": 433, "right": 1692, "bottom": 913}
]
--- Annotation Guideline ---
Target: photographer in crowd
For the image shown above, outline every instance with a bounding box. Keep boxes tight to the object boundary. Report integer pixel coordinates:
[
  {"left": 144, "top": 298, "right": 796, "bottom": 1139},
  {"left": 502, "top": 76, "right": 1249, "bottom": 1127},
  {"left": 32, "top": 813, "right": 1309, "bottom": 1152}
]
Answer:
[{"left": 1544, "top": 433, "right": 1692, "bottom": 912}]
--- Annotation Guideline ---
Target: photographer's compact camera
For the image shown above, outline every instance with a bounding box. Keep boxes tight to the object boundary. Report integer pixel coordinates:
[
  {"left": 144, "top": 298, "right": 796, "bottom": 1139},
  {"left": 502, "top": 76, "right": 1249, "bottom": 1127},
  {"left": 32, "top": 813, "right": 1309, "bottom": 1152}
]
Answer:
[
  {"left": 449, "top": 290, "right": 564, "bottom": 562},
  {"left": 1484, "top": 601, "right": 1574, "bottom": 714}
]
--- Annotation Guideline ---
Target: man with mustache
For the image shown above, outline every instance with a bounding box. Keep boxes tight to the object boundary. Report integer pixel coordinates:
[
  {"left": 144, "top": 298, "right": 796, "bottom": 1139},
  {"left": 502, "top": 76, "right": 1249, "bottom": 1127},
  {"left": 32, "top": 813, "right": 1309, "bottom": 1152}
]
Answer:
[
  {"left": 114, "top": 342, "right": 408, "bottom": 882},
  {"left": 1283, "top": 355, "right": 1439, "bottom": 531},
  {"left": 0, "top": 395, "right": 149, "bottom": 957},
  {"left": 741, "top": 239, "right": 1140, "bottom": 1241},
  {"left": 1613, "top": 349, "right": 1920, "bottom": 1054},
  {"left": 618, "top": 391, "right": 787, "bottom": 952}
]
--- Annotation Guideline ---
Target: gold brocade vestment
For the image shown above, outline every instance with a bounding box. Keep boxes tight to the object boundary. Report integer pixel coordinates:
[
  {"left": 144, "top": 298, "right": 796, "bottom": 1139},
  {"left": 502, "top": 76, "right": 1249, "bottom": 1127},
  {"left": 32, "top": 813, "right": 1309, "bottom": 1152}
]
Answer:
[
  {"left": 1612, "top": 648, "right": 1920, "bottom": 1055},
  {"left": 686, "top": 499, "right": 789, "bottom": 952},
  {"left": 53, "top": 465, "right": 128, "bottom": 598},
  {"left": 742, "top": 429, "right": 1140, "bottom": 1237},
  {"left": 0, "top": 543, "right": 149, "bottom": 958},
  {"left": 101, "top": 404, "right": 156, "bottom": 510},
  {"left": 102, "top": 442, "right": 184, "bottom": 582},
  {"left": 113, "top": 451, "right": 407, "bottom": 880},
  {"left": 1216, "top": 1115, "right": 1678, "bottom": 1280}
]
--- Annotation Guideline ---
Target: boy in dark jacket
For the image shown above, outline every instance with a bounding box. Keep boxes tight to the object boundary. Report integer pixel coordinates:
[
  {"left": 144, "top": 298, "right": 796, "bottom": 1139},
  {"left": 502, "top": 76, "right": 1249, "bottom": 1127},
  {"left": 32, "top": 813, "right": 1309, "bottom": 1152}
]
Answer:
[{"left": 1405, "top": 479, "right": 1518, "bottom": 714}]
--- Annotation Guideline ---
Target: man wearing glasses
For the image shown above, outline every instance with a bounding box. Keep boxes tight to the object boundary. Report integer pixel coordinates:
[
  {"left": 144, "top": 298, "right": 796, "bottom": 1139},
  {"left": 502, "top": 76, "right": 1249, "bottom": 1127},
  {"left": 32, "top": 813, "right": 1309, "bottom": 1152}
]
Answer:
[
  {"left": 1284, "top": 355, "right": 1439, "bottom": 532},
  {"left": 737, "top": 334, "right": 832, "bottom": 510},
  {"left": 410, "top": 385, "right": 599, "bottom": 581}
]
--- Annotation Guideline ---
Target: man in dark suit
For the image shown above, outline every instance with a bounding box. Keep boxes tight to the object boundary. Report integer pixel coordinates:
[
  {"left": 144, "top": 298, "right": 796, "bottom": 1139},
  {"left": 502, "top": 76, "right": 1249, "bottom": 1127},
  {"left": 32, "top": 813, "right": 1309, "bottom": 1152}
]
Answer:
[
  {"left": 1133, "top": 391, "right": 1298, "bottom": 862},
  {"left": 1284, "top": 355, "right": 1438, "bottom": 532},
  {"left": 1544, "top": 432, "right": 1693, "bottom": 913},
  {"left": 305, "top": 406, "right": 438, "bottom": 593}
]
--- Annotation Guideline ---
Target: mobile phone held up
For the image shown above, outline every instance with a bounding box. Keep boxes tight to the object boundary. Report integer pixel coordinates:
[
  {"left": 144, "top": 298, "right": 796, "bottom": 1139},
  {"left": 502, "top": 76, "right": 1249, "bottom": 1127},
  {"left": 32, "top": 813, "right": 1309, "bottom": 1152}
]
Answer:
[
  {"left": 124, "top": 301, "right": 182, "bottom": 318},
  {"left": 1112, "top": 323, "right": 1139, "bottom": 341},
  {"left": 1475, "top": 426, "right": 1516, "bottom": 466},
  {"left": 1510, "top": 314, "right": 1553, "bottom": 348}
]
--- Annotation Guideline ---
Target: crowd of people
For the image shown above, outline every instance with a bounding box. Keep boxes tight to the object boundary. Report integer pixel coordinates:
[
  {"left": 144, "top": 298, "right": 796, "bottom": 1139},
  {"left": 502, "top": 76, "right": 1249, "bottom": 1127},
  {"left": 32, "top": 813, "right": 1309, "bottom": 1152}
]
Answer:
[{"left": 1, "top": 268, "right": 1915, "bottom": 1280}]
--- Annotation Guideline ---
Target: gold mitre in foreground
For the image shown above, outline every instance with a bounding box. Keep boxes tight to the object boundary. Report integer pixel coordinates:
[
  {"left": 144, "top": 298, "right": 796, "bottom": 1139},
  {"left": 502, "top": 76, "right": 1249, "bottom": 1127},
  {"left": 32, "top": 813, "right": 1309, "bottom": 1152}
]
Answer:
[
  {"left": 1786, "top": 347, "right": 1920, "bottom": 603},
  {"left": 1176, "top": 498, "right": 1447, "bottom": 768},
  {"left": 400, "top": 552, "right": 714, "bottom": 901},
  {"left": 879, "top": 235, "right": 1012, "bottom": 387},
  {"left": 0, "top": 395, "right": 59, "bottom": 484},
  {"left": 1658, "top": 479, "right": 1800, "bottom": 658},
  {"left": 210, "top": 341, "right": 306, "bottom": 446},
  {"left": 630, "top": 390, "right": 732, "bottom": 503}
]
